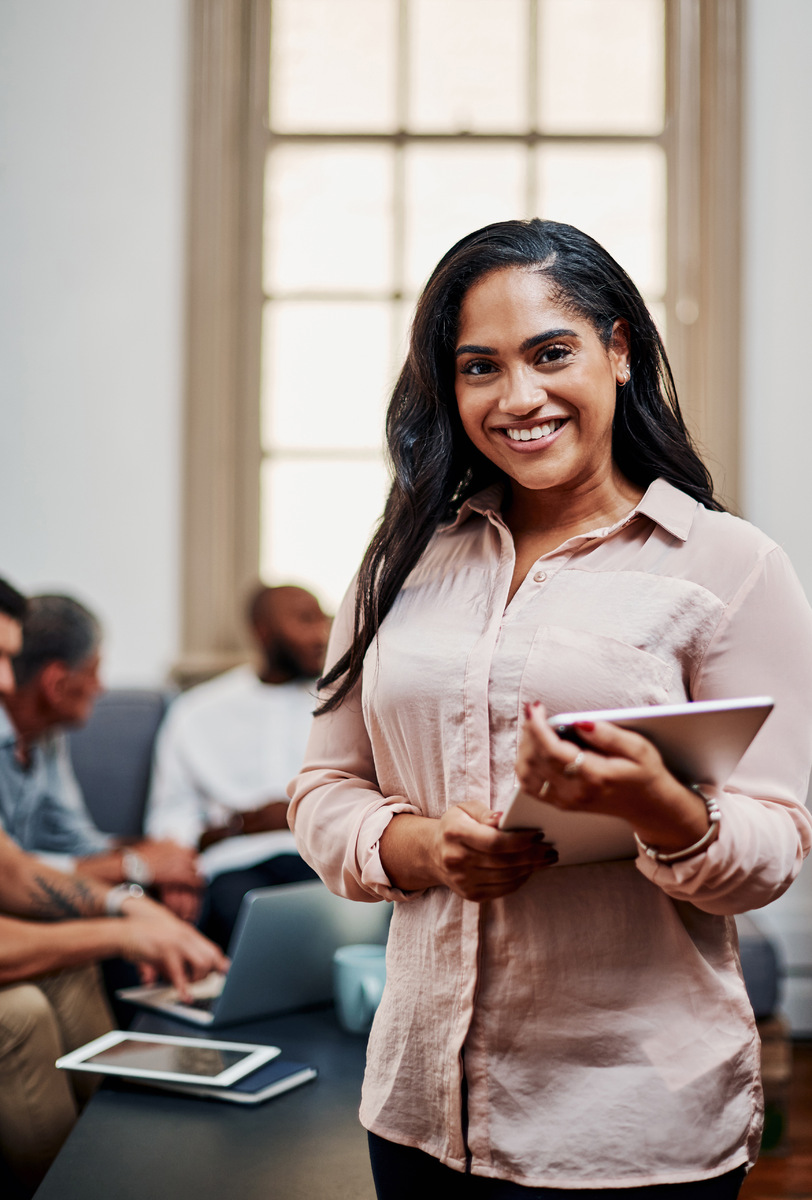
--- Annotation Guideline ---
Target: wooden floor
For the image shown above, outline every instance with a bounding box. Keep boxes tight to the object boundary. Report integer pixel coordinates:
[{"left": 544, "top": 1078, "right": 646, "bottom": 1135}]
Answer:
[{"left": 741, "top": 1041, "right": 812, "bottom": 1200}]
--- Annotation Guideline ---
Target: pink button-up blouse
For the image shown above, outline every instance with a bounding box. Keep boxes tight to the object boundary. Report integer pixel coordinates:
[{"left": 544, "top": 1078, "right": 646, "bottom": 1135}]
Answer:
[{"left": 288, "top": 478, "right": 812, "bottom": 1188}]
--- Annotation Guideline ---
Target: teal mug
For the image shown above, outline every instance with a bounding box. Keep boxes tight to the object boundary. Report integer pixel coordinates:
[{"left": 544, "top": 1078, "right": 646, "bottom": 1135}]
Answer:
[{"left": 332, "top": 944, "right": 386, "bottom": 1034}]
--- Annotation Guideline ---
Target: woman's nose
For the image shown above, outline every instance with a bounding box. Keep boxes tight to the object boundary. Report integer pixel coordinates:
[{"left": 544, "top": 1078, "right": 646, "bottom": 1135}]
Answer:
[{"left": 497, "top": 368, "right": 546, "bottom": 414}]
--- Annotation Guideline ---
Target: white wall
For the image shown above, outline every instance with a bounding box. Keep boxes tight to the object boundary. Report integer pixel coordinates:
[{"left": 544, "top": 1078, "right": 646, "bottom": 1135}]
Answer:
[
  {"left": 742, "top": 0, "right": 812, "bottom": 584},
  {"left": 0, "top": 0, "right": 188, "bottom": 685},
  {"left": 741, "top": 0, "right": 812, "bottom": 1033}
]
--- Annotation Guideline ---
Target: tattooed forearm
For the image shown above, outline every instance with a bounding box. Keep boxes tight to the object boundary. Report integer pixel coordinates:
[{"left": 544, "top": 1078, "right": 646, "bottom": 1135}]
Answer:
[{"left": 28, "top": 874, "right": 101, "bottom": 920}]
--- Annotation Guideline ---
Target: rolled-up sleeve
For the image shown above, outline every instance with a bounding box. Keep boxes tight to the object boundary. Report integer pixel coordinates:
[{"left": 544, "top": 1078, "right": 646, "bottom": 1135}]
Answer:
[
  {"left": 636, "top": 544, "right": 812, "bottom": 912},
  {"left": 287, "top": 588, "right": 422, "bottom": 902}
]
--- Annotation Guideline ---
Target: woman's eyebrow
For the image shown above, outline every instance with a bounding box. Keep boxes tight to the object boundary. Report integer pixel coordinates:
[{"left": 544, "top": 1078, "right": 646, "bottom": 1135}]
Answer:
[
  {"left": 455, "top": 328, "right": 579, "bottom": 357},
  {"left": 455, "top": 343, "right": 495, "bottom": 357},
  {"left": 520, "top": 328, "right": 578, "bottom": 352}
]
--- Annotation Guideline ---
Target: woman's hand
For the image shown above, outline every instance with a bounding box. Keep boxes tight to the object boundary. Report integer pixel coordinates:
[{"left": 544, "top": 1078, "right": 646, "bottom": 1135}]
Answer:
[
  {"left": 379, "top": 802, "right": 558, "bottom": 901},
  {"left": 516, "top": 704, "right": 713, "bottom": 855},
  {"left": 430, "top": 802, "right": 559, "bottom": 900}
]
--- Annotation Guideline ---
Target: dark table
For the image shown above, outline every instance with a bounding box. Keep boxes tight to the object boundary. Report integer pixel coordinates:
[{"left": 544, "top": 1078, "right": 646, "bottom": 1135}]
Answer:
[{"left": 34, "top": 1007, "right": 376, "bottom": 1200}]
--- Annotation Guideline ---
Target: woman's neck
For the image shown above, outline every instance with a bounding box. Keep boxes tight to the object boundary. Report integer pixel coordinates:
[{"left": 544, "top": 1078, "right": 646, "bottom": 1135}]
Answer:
[{"left": 503, "top": 470, "right": 644, "bottom": 545}]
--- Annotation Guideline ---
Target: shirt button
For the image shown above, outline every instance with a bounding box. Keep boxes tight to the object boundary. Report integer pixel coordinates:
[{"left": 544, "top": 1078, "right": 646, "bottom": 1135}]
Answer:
[{"left": 533, "top": 571, "right": 547, "bottom": 583}]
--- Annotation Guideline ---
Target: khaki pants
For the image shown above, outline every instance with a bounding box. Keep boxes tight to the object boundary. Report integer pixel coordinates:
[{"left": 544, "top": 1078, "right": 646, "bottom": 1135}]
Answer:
[{"left": 0, "top": 964, "right": 113, "bottom": 1191}]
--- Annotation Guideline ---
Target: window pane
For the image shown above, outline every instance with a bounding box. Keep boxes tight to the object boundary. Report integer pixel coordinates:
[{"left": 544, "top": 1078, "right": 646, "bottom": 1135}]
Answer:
[
  {"left": 538, "top": 0, "right": 665, "bottom": 134},
  {"left": 270, "top": 0, "right": 398, "bottom": 132},
  {"left": 261, "top": 458, "right": 390, "bottom": 611},
  {"left": 261, "top": 301, "right": 391, "bottom": 452},
  {"left": 536, "top": 143, "right": 666, "bottom": 296},
  {"left": 404, "top": 144, "right": 528, "bottom": 291},
  {"left": 264, "top": 146, "right": 394, "bottom": 292},
  {"left": 409, "top": 0, "right": 529, "bottom": 132}
]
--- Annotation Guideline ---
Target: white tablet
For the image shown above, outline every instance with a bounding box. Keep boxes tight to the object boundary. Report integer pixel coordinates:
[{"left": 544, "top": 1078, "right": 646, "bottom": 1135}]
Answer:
[
  {"left": 498, "top": 696, "right": 774, "bottom": 866},
  {"left": 55, "top": 1030, "right": 280, "bottom": 1088}
]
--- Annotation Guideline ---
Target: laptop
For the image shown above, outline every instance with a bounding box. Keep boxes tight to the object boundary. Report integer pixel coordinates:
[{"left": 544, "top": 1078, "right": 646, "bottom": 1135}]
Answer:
[{"left": 118, "top": 880, "right": 392, "bottom": 1027}]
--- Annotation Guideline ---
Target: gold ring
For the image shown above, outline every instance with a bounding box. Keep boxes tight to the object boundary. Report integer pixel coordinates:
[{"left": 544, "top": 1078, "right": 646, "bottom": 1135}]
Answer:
[
  {"left": 538, "top": 780, "right": 550, "bottom": 798},
  {"left": 562, "top": 750, "right": 586, "bottom": 777}
]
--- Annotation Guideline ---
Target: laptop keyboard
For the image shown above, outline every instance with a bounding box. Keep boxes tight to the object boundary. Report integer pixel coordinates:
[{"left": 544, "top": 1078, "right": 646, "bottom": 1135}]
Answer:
[{"left": 185, "top": 995, "right": 217, "bottom": 1012}]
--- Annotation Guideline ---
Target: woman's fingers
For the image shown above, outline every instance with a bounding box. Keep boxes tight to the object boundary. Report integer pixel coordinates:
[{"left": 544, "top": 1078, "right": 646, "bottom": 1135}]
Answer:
[
  {"left": 515, "top": 705, "right": 689, "bottom": 833},
  {"left": 519, "top": 707, "right": 664, "bottom": 783},
  {"left": 564, "top": 718, "right": 663, "bottom": 769},
  {"left": 436, "top": 804, "right": 558, "bottom": 899},
  {"left": 445, "top": 805, "right": 548, "bottom": 858}
]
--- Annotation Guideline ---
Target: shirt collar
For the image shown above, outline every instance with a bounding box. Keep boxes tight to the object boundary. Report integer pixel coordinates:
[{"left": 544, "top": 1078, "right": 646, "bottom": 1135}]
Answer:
[
  {"left": 443, "top": 484, "right": 504, "bottom": 531},
  {"left": 633, "top": 478, "right": 698, "bottom": 541},
  {"left": 444, "top": 477, "right": 698, "bottom": 542}
]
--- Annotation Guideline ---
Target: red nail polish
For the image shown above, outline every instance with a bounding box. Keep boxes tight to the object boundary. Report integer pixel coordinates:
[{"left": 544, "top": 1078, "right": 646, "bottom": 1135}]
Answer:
[
  {"left": 532, "top": 700, "right": 542, "bottom": 708},
  {"left": 574, "top": 721, "right": 595, "bottom": 732},
  {"left": 523, "top": 702, "right": 532, "bottom": 721}
]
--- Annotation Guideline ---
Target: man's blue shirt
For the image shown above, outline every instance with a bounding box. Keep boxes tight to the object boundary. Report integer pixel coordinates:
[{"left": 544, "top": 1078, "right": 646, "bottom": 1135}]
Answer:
[{"left": 0, "top": 706, "right": 111, "bottom": 864}]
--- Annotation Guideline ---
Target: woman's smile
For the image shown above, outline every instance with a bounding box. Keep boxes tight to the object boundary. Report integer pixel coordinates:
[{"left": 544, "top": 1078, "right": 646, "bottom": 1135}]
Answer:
[{"left": 500, "top": 416, "right": 569, "bottom": 448}]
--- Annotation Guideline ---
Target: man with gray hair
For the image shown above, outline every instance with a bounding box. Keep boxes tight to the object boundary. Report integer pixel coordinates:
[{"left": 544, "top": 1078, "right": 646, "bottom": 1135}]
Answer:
[
  {"left": 0, "top": 578, "right": 228, "bottom": 1193},
  {"left": 0, "top": 594, "right": 202, "bottom": 890}
]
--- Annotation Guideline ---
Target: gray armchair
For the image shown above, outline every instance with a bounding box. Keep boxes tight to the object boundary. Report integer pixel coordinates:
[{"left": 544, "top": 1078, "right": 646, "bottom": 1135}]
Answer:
[{"left": 67, "top": 688, "right": 173, "bottom": 837}]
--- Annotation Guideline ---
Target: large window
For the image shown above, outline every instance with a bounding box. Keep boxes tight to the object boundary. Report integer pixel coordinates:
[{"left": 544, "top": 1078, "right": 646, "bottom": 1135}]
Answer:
[
  {"left": 261, "top": 0, "right": 667, "bottom": 610},
  {"left": 181, "top": 0, "right": 741, "bottom": 670}
]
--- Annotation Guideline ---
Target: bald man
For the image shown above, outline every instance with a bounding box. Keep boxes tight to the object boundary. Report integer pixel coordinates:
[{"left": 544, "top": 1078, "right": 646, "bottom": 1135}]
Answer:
[{"left": 145, "top": 585, "right": 331, "bottom": 946}]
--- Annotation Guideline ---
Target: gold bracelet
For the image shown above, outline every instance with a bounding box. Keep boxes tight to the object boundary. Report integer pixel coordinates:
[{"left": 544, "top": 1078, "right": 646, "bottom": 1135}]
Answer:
[{"left": 634, "top": 786, "right": 721, "bottom": 864}]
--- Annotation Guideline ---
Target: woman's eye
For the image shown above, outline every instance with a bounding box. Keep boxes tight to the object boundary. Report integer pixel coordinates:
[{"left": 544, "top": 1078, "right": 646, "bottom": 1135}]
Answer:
[
  {"left": 460, "top": 359, "right": 496, "bottom": 377},
  {"left": 537, "top": 344, "right": 571, "bottom": 365}
]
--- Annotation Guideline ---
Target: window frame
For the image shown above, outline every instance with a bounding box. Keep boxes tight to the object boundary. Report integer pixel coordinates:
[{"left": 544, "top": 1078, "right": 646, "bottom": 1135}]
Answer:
[{"left": 179, "top": 0, "right": 742, "bottom": 677}]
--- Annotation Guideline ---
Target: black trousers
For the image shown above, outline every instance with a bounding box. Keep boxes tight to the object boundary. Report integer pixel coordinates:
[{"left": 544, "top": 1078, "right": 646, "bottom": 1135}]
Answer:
[{"left": 368, "top": 1134, "right": 747, "bottom": 1200}]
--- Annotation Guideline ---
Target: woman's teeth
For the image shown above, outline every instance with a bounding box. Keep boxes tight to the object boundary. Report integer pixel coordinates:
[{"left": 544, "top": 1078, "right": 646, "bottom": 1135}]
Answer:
[{"left": 506, "top": 419, "right": 564, "bottom": 442}]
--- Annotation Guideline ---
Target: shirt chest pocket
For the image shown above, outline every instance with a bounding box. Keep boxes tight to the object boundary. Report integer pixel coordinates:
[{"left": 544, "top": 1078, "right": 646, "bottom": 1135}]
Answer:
[{"left": 517, "top": 625, "right": 676, "bottom": 717}]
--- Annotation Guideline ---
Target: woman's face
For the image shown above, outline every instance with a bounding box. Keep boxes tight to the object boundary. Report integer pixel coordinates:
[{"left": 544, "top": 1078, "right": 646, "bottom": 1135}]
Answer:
[{"left": 454, "top": 267, "right": 629, "bottom": 503}]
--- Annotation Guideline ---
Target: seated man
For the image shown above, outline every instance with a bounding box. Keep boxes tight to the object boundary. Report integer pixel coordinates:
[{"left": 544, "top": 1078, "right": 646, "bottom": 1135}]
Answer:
[
  {"left": 0, "top": 578, "right": 228, "bottom": 1194},
  {"left": 146, "top": 584, "right": 330, "bottom": 946},
  {"left": 0, "top": 593, "right": 203, "bottom": 891}
]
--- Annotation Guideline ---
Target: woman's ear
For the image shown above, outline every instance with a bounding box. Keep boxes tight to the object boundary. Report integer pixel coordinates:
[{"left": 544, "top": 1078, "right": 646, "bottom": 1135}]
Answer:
[{"left": 610, "top": 319, "right": 631, "bottom": 383}]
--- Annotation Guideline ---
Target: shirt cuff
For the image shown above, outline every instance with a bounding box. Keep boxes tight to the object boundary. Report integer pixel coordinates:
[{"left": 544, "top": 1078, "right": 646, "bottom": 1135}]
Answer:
[{"left": 357, "top": 800, "right": 427, "bottom": 902}]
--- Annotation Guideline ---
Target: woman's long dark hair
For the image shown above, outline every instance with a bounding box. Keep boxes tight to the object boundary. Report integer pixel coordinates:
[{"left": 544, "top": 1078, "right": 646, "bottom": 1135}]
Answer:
[{"left": 318, "top": 218, "right": 722, "bottom": 713}]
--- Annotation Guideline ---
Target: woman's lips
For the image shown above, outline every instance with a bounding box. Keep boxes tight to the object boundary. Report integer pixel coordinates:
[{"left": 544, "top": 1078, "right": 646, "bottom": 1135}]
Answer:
[{"left": 496, "top": 417, "right": 569, "bottom": 452}]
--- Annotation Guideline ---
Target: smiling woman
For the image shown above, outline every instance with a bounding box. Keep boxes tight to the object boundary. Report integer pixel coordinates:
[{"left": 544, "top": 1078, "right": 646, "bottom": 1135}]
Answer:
[
  {"left": 288, "top": 219, "right": 812, "bottom": 1200},
  {"left": 454, "top": 268, "right": 638, "bottom": 574},
  {"left": 317, "top": 219, "right": 720, "bottom": 713}
]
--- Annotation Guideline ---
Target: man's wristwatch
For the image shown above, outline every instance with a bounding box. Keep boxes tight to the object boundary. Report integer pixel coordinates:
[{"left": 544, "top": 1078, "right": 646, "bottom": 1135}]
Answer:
[
  {"left": 105, "top": 882, "right": 145, "bottom": 916},
  {"left": 122, "top": 850, "right": 154, "bottom": 886}
]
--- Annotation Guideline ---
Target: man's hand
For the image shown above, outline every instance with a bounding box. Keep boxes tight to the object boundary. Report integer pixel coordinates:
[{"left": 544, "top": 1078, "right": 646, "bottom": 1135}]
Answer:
[
  {"left": 158, "top": 883, "right": 204, "bottom": 924},
  {"left": 239, "top": 800, "right": 289, "bottom": 834},
  {"left": 76, "top": 840, "right": 204, "bottom": 888},
  {"left": 114, "top": 893, "right": 228, "bottom": 1001},
  {"left": 199, "top": 800, "right": 290, "bottom": 849},
  {"left": 128, "top": 839, "right": 204, "bottom": 888}
]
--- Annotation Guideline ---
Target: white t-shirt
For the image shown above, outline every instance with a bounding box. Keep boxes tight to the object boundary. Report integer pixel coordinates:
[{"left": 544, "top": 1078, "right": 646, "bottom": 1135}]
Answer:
[{"left": 146, "top": 666, "right": 317, "bottom": 878}]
